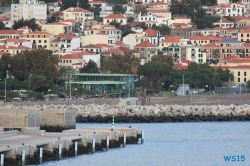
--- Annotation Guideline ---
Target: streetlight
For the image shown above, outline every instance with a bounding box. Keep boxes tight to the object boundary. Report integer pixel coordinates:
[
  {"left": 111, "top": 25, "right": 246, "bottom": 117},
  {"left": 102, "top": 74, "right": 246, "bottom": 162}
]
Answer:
[
  {"left": 74, "top": 88, "right": 77, "bottom": 99},
  {"left": 183, "top": 74, "right": 185, "bottom": 96},
  {"left": 205, "top": 85, "right": 208, "bottom": 93},
  {"left": 170, "top": 85, "right": 173, "bottom": 96},
  {"left": 48, "top": 89, "right": 51, "bottom": 101}
]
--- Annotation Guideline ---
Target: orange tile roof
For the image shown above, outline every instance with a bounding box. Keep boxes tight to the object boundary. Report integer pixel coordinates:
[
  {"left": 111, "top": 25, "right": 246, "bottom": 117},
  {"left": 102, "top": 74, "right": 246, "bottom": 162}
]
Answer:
[
  {"left": 17, "top": 26, "right": 32, "bottom": 31},
  {"left": 171, "top": 23, "right": 187, "bottom": 26},
  {"left": 142, "top": 28, "right": 157, "bottom": 37},
  {"left": 173, "top": 63, "right": 188, "bottom": 70},
  {"left": 239, "top": 28, "right": 250, "bottom": 33},
  {"left": 202, "top": 43, "right": 220, "bottom": 48},
  {"left": 0, "top": 30, "right": 22, "bottom": 34},
  {"left": 134, "top": 41, "right": 156, "bottom": 47},
  {"left": 160, "top": 36, "right": 180, "bottom": 43},
  {"left": 0, "top": 45, "right": 31, "bottom": 50},
  {"left": 101, "top": 49, "right": 124, "bottom": 54},
  {"left": 65, "top": 7, "right": 92, "bottom": 13},
  {"left": 60, "top": 51, "right": 94, "bottom": 59},
  {"left": 115, "top": 41, "right": 125, "bottom": 46},
  {"left": 147, "top": 9, "right": 170, "bottom": 13},
  {"left": 48, "top": 11, "right": 63, "bottom": 17},
  {"left": 27, "top": 31, "right": 51, "bottom": 35},
  {"left": 95, "top": 43, "right": 113, "bottom": 47},
  {"left": 104, "top": 14, "right": 126, "bottom": 19},
  {"left": 215, "top": 19, "right": 233, "bottom": 23},
  {"left": 82, "top": 44, "right": 102, "bottom": 48}
]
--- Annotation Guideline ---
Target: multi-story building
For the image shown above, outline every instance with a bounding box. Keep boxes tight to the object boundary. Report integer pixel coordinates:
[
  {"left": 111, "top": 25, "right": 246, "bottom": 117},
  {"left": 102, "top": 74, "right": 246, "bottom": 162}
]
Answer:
[
  {"left": 187, "top": 35, "right": 221, "bottom": 46},
  {"left": 103, "top": 14, "right": 127, "bottom": 25},
  {"left": 0, "top": 17, "right": 11, "bottom": 29},
  {"left": 237, "top": 28, "right": 250, "bottom": 42},
  {"left": 159, "top": 36, "right": 180, "bottom": 60},
  {"left": 41, "top": 22, "right": 72, "bottom": 35},
  {"left": 63, "top": 7, "right": 94, "bottom": 22},
  {"left": 57, "top": 34, "right": 80, "bottom": 53},
  {"left": 21, "top": 31, "right": 54, "bottom": 49},
  {"left": 134, "top": 41, "right": 158, "bottom": 62},
  {"left": 201, "top": 43, "right": 220, "bottom": 60},
  {"left": 0, "top": 30, "right": 22, "bottom": 39},
  {"left": 213, "top": 19, "right": 234, "bottom": 28},
  {"left": 123, "top": 28, "right": 165, "bottom": 49},
  {"left": 84, "top": 24, "right": 121, "bottom": 41},
  {"left": 11, "top": 0, "right": 47, "bottom": 25},
  {"left": 218, "top": 39, "right": 244, "bottom": 58}
]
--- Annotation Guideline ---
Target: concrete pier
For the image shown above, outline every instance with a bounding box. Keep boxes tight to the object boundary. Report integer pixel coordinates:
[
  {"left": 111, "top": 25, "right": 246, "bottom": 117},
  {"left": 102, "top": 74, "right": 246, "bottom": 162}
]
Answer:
[{"left": 0, "top": 126, "right": 141, "bottom": 165}]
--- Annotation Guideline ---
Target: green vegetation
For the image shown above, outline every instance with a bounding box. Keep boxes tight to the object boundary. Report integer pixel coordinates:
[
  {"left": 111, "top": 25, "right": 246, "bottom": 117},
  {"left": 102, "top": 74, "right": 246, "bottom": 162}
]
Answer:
[{"left": 12, "top": 18, "right": 41, "bottom": 31}]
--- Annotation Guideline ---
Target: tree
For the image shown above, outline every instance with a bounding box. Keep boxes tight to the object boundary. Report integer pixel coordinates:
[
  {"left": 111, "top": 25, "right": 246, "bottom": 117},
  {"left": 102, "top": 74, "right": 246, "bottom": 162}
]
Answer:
[
  {"left": 246, "top": 79, "right": 250, "bottom": 92},
  {"left": 101, "top": 53, "right": 140, "bottom": 74},
  {"left": 88, "top": 7, "right": 100, "bottom": 18},
  {"left": 109, "top": 21, "right": 121, "bottom": 28},
  {"left": 0, "top": 21, "right": 5, "bottom": 30},
  {"left": 212, "top": 49, "right": 220, "bottom": 64},
  {"left": 47, "top": 15, "right": 57, "bottom": 23},
  {"left": 12, "top": 18, "right": 41, "bottom": 31},
  {"left": 112, "top": 5, "right": 126, "bottom": 14},
  {"left": 80, "top": 0, "right": 91, "bottom": 10},
  {"left": 137, "top": 61, "right": 173, "bottom": 90},
  {"left": 131, "top": 61, "right": 140, "bottom": 74},
  {"left": 134, "top": 6, "right": 147, "bottom": 16},
  {"left": 127, "top": 17, "right": 134, "bottom": 22},
  {"left": 79, "top": 60, "right": 99, "bottom": 73},
  {"left": 151, "top": 54, "right": 174, "bottom": 66},
  {"left": 10, "top": 49, "right": 59, "bottom": 82},
  {"left": 152, "top": 24, "right": 171, "bottom": 35}
]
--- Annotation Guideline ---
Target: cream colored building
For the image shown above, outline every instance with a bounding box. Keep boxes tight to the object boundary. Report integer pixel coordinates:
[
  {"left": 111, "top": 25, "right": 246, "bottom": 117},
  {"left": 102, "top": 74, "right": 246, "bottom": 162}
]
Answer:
[
  {"left": 84, "top": 24, "right": 121, "bottom": 41},
  {"left": 63, "top": 7, "right": 94, "bottom": 22},
  {"left": 42, "top": 22, "right": 72, "bottom": 35},
  {"left": 238, "top": 28, "right": 250, "bottom": 42},
  {"left": 21, "top": 31, "right": 54, "bottom": 49},
  {"left": 81, "top": 34, "right": 116, "bottom": 47},
  {"left": 11, "top": 0, "right": 47, "bottom": 25},
  {"left": 103, "top": 14, "right": 127, "bottom": 25}
]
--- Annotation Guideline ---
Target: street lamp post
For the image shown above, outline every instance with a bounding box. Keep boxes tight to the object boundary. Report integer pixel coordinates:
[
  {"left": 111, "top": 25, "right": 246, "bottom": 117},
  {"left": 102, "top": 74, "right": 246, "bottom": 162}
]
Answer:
[
  {"left": 170, "top": 85, "right": 173, "bottom": 96},
  {"left": 183, "top": 74, "right": 185, "bottom": 96},
  {"left": 74, "top": 88, "right": 77, "bottom": 99},
  {"left": 48, "top": 89, "right": 51, "bottom": 101},
  {"left": 205, "top": 85, "right": 208, "bottom": 93}
]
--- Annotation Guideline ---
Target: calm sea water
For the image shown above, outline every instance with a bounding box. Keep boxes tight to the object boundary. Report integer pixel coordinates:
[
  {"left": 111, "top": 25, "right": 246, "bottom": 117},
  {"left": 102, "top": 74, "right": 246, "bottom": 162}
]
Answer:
[{"left": 39, "top": 122, "right": 250, "bottom": 166}]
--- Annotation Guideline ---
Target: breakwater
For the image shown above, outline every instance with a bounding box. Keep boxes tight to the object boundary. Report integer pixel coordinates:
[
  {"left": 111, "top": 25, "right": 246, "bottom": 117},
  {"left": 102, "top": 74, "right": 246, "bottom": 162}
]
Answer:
[{"left": 74, "top": 104, "right": 250, "bottom": 122}]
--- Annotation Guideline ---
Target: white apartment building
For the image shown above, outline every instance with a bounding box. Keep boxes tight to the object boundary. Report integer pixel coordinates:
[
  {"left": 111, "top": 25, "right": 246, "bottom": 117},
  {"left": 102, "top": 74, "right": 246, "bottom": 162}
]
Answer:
[{"left": 11, "top": 0, "right": 47, "bottom": 25}]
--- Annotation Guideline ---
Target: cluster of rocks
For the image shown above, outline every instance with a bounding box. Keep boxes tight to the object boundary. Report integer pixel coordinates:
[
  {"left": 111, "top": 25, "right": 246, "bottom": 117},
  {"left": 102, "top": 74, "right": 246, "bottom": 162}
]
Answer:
[{"left": 2, "top": 103, "right": 250, "bottom": 122}]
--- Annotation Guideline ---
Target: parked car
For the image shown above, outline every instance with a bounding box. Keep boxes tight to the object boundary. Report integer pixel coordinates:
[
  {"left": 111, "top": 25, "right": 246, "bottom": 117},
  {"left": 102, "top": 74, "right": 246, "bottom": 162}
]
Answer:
[{"left": 207, "top": 90, "right": 215, "bottom": 94}]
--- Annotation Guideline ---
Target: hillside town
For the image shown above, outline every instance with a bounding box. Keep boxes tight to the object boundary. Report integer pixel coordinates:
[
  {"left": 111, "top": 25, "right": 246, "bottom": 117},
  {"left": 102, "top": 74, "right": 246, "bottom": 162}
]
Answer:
[{"left": 0, "top": 0, "right": 249, "bottom": 99}]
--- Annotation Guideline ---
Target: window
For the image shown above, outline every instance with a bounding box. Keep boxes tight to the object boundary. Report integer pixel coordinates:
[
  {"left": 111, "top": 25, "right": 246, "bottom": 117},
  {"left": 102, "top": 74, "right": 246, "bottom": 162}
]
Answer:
[
  {"left": 248, "top": 34, "right": 250, "bottom": 37},
  {"left": 107, "top": 20, "right": 109, "bottom": 23},
  {"left": 91, "top": 31, "right": 93, "bottom": 34},
  {"left": 38, "top": 35, "right": 40, "bottom": 38},
  {"left": 238, "top": 78, "right": 240, "bottom": 82},
  {"left": 244, "top": 72, "right": 246, "bottom": 76},
  {"left": 241, "top": 34, "right": 243, "bottom": 37},
  {"left": 38, "top": 40, "right": 41, "bottom": 43},
  {"left": 27, "top": 35, "right": 29, "bottom": 38},
  {"left": 44, "top": 35, "right": 46, "bottom": 38},
  {"left": 238, "top": 71, "right": 240, "bottom": 76},
  {"left": 44, "top": 40, "right": 47, "bottom": 43},
  {"left": 120, "top": 20, "right": 123, "bottom": 23},
  {"left": 244, "top": 78, "right": 246, "bottom": 82},
  {"left": 50, "top": 44, "right": 53, "bottom": 47},
  {"left": 44, "top": 45, "right": 47, "bottom": 48}
]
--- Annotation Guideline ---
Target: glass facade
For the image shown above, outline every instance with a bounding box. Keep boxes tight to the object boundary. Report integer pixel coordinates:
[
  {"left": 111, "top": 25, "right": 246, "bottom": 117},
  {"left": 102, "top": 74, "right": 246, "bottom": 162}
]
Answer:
[{"left": 65, "top": 73, "right": 137, "bottom": 97}]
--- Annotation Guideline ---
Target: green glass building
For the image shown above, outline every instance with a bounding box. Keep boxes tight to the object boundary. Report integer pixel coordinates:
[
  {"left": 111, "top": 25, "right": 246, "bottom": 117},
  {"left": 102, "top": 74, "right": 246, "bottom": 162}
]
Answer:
[{"left": 65, "top": 73, "right": 137, "bottom": 98}]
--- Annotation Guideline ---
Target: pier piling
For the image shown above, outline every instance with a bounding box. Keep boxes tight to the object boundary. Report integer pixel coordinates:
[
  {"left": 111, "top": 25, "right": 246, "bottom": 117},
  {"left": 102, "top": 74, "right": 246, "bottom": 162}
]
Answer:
[
  {"left": 21, "top": 151, "right": 25, "bottom": 166},
  {"left": 74, "top": 142, "right": 78, "bottom": 156},
  {"left": 106, "top": 137, "right": 109, "bottom": 150},
  {"left": 123, "top": 134, "right": 126, "bottom": 147},
  {"left": 58, "top": 144, "right": 62, "bottom": 160},
  {"left": 39, "top": 148, "right": 43, "bottom": 164},
  {"left": 0, "top": 154, "right": 4, "bottom": 166},
  {"left": 141, "top": 131, "right": 144, "bottom": 144},
  {"left": 92, "top": 139, "right": 95, "bottom": 153}
]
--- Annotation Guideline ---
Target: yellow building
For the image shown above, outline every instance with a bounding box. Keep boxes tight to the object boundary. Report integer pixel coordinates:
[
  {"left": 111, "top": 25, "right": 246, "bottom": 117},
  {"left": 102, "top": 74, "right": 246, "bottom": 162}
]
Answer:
[
  {"left": 42, "top": 22, "right": 72, "bottom": 35},
  {"left": 21, "top": 31, "right": 54, "bottom": 49},
  {"left": 238, "top": 28, "right": 250, "bottom": 42},
  {"left": 63, "top": 7, "right": 94, "bottom": 22}
]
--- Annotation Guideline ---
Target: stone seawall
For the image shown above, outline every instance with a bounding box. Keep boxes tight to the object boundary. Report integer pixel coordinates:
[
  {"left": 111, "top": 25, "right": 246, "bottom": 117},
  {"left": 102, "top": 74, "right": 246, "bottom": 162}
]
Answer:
[{"left": 148, "top": 94, "right": 250, "bottom": 105}]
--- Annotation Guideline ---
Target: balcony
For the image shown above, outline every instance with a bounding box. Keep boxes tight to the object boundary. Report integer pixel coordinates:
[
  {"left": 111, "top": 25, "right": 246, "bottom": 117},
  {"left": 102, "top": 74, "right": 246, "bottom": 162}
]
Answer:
[
  {"left": 191, "top": 55, "right": 196, "bottom": 59},
  {"left": 174, "top": 55, "right": 179, "bottom": 59},
  {"left": 191, "top": 50, "right": 196, "bottom": 54}
]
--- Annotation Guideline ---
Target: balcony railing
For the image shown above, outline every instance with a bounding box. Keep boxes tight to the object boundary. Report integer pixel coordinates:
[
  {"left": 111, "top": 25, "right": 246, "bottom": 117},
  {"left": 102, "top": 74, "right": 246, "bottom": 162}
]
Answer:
[{"left": 191, "top": 55, "right": 196, "bottom": 59}]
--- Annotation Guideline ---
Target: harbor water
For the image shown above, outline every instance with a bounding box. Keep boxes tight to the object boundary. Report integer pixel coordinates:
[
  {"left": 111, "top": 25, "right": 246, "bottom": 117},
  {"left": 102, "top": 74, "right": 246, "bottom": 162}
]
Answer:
[{"left": 37, "top": 122, "right": 250, "bottom": 166}]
